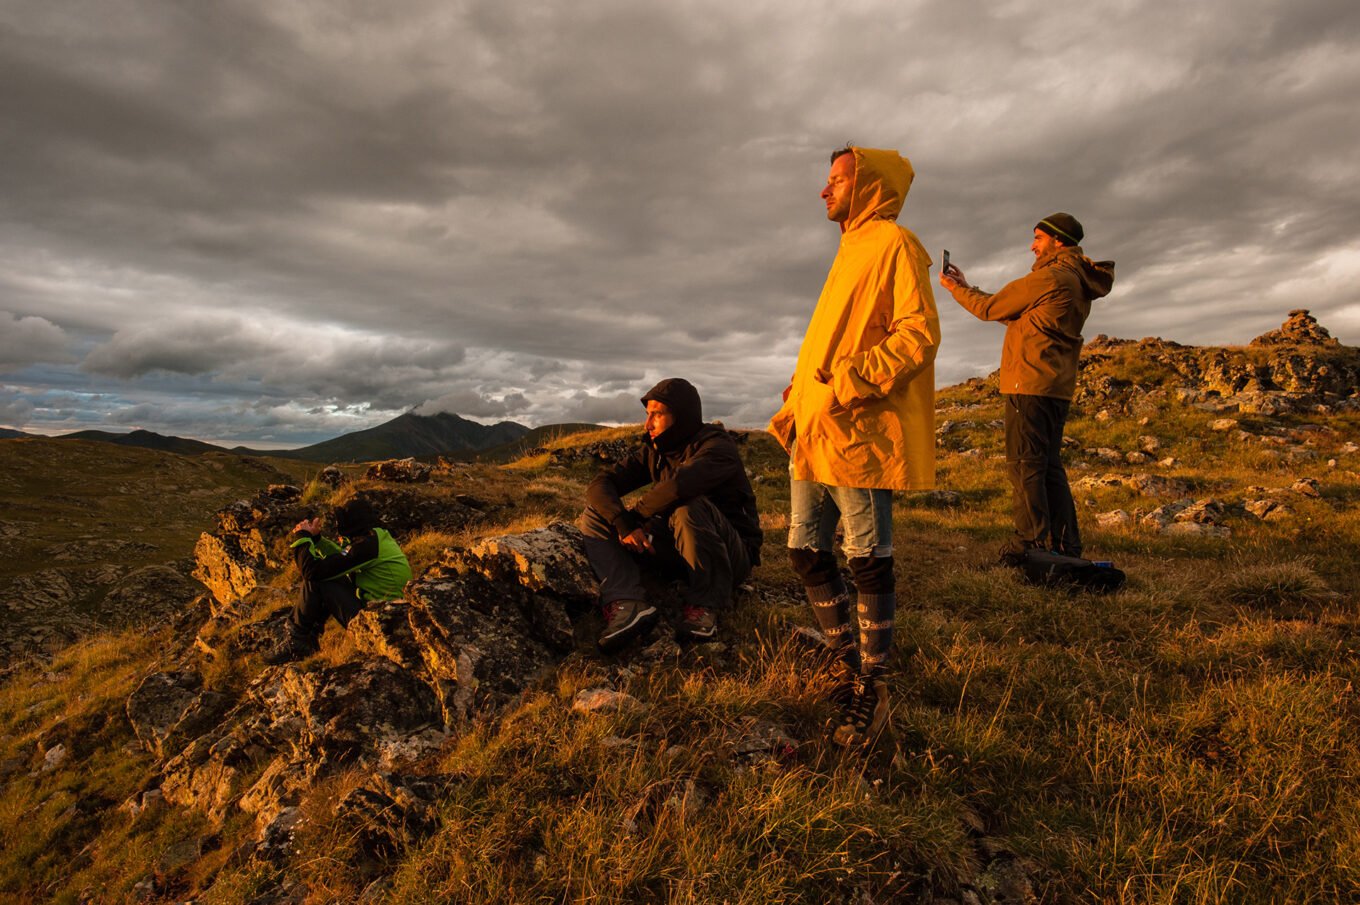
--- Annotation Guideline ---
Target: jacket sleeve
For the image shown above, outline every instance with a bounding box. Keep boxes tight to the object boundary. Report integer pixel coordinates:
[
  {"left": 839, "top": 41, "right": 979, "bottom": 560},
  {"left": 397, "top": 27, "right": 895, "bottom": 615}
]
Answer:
[
  {"left": 633, "top": 436, "right": 744, "bottom": 520},
  {"left": 949, "top": 268, "right": 1055, "bottom": 324},
  {"left": 585, "top": 450, "right": 653, "bottom": 536},
  {"left": 829, "top": 243, "right": 940, "bottom": 406},
  {"left": 292, "top": 531, "right": 380, "bottom": 582}
]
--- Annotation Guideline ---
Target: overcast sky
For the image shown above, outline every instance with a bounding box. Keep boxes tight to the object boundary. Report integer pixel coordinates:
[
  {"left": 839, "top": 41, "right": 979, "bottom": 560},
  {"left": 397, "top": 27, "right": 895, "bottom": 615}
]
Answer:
[{"left": 2, "top": 0, "right": 1358, "bottom": 446}]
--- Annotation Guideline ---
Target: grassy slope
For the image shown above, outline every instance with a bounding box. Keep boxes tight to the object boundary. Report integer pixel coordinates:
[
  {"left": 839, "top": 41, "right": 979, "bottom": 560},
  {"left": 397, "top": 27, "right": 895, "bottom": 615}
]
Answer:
[
  {"left": 2, "top": 387, "right": 1360, "bottom": 902},
  {"left": 0, "top": 439, "right": 315, "bottom": 590}
]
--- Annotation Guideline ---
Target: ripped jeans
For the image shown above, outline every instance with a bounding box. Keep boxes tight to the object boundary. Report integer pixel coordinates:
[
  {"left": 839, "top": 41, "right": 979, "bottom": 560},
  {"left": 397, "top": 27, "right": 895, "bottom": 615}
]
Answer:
[{"left": 787, "top": 480, "right": 894, "bottom": 559}]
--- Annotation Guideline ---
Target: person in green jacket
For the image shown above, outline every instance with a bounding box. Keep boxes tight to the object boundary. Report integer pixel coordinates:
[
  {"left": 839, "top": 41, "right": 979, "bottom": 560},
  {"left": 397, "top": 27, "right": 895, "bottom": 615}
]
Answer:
[{"left": 265, "top": 496, "right": 412, "bottom": 664}]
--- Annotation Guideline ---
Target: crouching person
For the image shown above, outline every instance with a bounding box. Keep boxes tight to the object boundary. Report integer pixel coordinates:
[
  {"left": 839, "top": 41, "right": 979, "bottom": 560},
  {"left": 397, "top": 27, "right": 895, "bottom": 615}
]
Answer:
[
  {"left": 265, "top": 497, "right": 413, "bottom": 664},
  {"left": 578, "top": 378, "right": 763, "bottom": 651}
]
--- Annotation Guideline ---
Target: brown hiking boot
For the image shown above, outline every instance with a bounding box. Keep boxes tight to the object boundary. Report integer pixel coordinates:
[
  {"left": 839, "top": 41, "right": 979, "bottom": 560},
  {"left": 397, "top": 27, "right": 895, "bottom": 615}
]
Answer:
[
  {"left": 676, "top": 604, "right": 717, "bottom": 642},
  {"left": 832, "top": 676, "right": 890, "bottom": 749},
  {"left": 598, "top": 599, "right": 658, "bottom": 652}
]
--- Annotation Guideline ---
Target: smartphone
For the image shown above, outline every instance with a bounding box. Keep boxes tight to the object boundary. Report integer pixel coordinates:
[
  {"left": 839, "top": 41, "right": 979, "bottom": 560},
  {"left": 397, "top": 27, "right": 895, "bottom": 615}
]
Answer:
[{"left": 942, "top": 249, "right": 950, "bottom": 273}]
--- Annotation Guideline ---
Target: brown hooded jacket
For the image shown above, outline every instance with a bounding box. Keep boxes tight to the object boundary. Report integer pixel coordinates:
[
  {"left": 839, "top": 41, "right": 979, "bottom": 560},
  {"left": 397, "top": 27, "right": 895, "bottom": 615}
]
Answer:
[{"left": 948, "top": 246, "right": 1115, "bottom": 399}]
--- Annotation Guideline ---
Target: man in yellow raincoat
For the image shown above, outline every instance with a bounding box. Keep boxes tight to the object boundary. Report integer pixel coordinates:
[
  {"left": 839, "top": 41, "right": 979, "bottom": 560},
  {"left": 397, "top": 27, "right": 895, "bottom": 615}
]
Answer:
[{"left": 768, "top": 146, "right": 940, "bottom": 748}]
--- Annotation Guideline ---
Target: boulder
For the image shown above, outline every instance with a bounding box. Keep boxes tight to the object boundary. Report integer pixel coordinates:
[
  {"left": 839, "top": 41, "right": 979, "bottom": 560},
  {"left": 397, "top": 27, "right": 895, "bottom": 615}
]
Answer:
[
  {"left": 573, "top": 688, "right": 645, "bottom": 714},
  {"left": 333, "top": 773, "right": 439, "bottom": 859},
  {"left": 1174, "top": 499, "right": 1226, "bottom": 525},
  {"left": 319, "top": 465, "right": 348, "bottom": 487},
  {"left": 1096, "top": 510, "right": 1133, "bottom": 529},
  {"left": 1250, "top": 309, "right": 1340, "bottom": 347},
  {"left": 366, "top": 458, "right": 432, "bottom": 483},
  {"left": 446, "top": 522, "right": 598, "bottom": 605},
  {"left": 549, "top": 437, "right": 642, "bottom": 466},
  {"left": 406, "top": 570, "right": 566, "bottom": 720},
  {"left": 126, "top": 670, "right": 230, "bottom": 760},
  {"left": 1290, "top": 477, "right": 1321, "bottom": 498}
]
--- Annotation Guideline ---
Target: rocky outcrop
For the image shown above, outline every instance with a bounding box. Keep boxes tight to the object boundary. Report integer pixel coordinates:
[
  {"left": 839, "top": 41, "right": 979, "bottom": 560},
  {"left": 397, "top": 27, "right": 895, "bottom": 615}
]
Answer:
[
  {"left": 192, "top": 485, "right": 308, "bottom": 605},
  {"left": 365, "top": 458, "right": 432, "bottom": 483},
  {"left": 148, "top": 521, "right": 596, "bottom": 842},
  {"left": 1250, "top": 309, "right": 1340, "bottom": 347},
  {"left": 191, "top": 484, "right": 485, "bottom": 608},
  {"left": 1076, "top": 311, "right": 1360, "bottom": 415},
  {"left": 126, "top": 670, "right": 230, "bottom": 760},
  {"left": 549, "top": 437, "right": 642, "bottom": 466}
]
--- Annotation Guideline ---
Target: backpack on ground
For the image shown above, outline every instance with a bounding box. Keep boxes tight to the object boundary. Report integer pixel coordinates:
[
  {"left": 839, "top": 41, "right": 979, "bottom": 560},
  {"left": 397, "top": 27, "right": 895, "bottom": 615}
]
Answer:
[{"left": 1016, "top": 548, "right": 1126, "bottom": 593}]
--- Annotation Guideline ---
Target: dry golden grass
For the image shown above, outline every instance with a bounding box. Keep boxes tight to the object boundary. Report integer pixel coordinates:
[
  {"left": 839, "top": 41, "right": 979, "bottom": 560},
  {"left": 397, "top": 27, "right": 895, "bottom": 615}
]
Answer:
[{"left": 5, "top": 404, "right": 1360, "bottom": 902}]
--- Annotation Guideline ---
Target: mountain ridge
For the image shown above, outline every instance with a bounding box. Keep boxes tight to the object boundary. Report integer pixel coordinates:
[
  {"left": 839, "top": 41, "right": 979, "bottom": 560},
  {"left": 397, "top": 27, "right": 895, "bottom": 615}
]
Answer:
[{"left": 25, "top": 411, "right": 547, "bottom": 463}]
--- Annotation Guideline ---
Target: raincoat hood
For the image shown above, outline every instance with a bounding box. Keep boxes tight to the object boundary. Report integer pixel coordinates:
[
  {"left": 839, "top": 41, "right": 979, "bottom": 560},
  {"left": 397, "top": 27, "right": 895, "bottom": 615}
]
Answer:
[
  {"left": 842, "top": 147, "right": 915, "bottom": 234},
  {"left": 767, "top": 145, "right": 939, "bottom": 491}
]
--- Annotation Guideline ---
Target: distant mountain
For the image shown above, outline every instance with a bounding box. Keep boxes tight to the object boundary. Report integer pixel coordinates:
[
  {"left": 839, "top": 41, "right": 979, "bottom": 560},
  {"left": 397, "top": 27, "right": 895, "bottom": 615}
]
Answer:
[
  {"left": 37, "top": 412, "right": 536, "bottom": 463},
  {"left": 279, "top": 412, "right": 531, "bottom": 463},
  {"left": 59, "top": 429, "right": 227, "bottom": 456},
  {"left": 0, "top": 428, "right": 34, "bottom": 439}
]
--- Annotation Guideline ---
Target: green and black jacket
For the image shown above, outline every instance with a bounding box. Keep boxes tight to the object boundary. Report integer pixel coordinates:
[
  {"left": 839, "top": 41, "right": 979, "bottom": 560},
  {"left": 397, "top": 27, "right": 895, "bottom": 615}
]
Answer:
[{"left": 290, "top": 528, "right": 412, "bottom": 601}]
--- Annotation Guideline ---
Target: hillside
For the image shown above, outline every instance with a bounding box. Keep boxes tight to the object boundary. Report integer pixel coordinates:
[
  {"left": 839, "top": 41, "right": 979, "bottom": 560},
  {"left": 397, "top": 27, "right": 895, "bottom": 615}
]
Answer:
[
  {"left": 1, "top": 311, "right": 1359, "bottom": 903},
  {"left": 268, "top": 411, "right": 531, "bottom": 463},
  {"left": 60, "top": 428, "right": 228, "bottom": 456},
  {"left": 0, "top": 440, "right": 317, "bottom": 665},
  {"left": 28, "top": 412, "right": 540, "bottom": 464}
]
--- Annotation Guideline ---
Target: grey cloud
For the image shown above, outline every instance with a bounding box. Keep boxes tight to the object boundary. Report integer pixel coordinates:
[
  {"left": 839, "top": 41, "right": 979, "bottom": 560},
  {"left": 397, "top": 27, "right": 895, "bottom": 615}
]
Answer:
[
  {"left": 1, "top": 0, "right": 1358, "bottom": 444},
  {"left": 416, "top": 389, "right": 530, "bottom": 420},
  {"left": 0, "top": 391, "right": 34, "bottom": 426},
  {"left": 0, "top": 312, "right": 69, "bottom": 372},
  {"left": 562, "top": 390, "right": 647, "bottom": 426}
]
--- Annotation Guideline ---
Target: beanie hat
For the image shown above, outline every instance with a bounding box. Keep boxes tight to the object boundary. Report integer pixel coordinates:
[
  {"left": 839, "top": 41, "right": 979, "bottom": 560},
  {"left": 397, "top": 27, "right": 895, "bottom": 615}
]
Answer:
[{"left": 1036, "top": 213, "right": 1084, "bottom": 246}]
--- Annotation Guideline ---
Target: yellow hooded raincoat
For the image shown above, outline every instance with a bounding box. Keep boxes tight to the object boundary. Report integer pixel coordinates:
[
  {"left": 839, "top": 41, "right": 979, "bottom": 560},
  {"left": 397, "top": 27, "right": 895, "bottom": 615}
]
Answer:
[{"left": 768, "top": 147, "right": 940, "bottom": 491}]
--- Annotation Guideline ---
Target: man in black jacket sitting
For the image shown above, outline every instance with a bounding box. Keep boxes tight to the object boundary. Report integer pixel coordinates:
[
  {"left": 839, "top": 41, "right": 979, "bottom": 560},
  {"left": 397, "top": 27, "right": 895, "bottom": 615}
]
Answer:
[{"left": 578, "top": 378, "right": 762, "bottom": 650}]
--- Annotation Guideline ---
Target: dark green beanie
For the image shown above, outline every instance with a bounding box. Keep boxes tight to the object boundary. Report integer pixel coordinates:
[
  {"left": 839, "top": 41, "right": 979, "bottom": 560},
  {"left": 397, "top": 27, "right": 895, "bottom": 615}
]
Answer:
[{"left": 1036, "top": 212, "right": 1084, "bottom": 246}]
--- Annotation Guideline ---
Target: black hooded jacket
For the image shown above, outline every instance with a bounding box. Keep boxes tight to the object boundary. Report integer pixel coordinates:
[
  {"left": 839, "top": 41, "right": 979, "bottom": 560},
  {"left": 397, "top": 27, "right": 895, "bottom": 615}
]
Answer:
[{"left": 586, "top": 378, "right": 763, "bottom": 563}]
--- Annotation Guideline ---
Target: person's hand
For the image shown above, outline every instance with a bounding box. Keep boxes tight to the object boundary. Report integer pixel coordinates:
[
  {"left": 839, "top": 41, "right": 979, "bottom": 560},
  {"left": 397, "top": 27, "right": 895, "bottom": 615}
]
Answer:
[
  {"left": 619, "top": 527, "right": 654, "bottom": 554},
  {"left": 940, "top": 265, "right": 969, "bottom": 290},
  {"left": 813, "top": 368, "right": 848, "bottom": 414},
  {"left": 293, "top": 518, "right": 322, "bottom": 535}
]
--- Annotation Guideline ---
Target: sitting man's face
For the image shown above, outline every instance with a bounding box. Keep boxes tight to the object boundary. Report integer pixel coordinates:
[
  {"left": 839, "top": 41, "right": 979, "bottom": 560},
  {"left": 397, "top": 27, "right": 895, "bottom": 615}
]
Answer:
[{"left": 645, "top": 400, "right": 674, "bottom": 440}]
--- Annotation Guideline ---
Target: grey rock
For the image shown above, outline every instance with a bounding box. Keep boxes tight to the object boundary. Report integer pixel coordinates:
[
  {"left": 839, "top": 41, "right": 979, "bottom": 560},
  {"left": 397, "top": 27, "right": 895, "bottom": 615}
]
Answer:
[
  {"left": 1095, "top": 509, "right": 1133, "bottom": 528},
  {"left": 366, "top": 458, "right": 432, "bottom": 483},
  {"left": 126, "top": 670, "right": 229, "bottom": 760},
  {"left": 573, "top": 687, "right": 644, "bottom": 714}
]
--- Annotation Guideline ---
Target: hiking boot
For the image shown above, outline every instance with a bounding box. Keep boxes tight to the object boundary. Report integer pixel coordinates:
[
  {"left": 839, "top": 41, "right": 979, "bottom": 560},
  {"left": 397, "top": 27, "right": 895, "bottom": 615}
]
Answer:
[
  {"left": 825, "top": 654, "right": 860, "bottom": 711},
  {"left": 263, "top": 626, "right": 320, "bottom": 665},
  {"left": 598, "top": 599, "right": 658, "bottom": 652},
  {"left": 676, "top": 604, "right": 717, "bottom": 642},
  {"left": 832, "top": 675, "right": 890, "bottom": 749}
]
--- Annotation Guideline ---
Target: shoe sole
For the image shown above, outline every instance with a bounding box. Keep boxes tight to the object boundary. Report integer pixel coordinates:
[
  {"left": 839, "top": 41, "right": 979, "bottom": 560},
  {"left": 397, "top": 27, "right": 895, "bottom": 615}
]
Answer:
[
  {"left": 598, "top": 605, "right": 658, "bottom": 651},
  {"left": 676, "top": 625, "right": 716, "bottom": 643}
]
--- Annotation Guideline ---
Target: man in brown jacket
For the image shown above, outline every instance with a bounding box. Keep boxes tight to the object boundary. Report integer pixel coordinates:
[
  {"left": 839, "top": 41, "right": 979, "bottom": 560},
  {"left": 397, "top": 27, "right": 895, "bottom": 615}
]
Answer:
[{"left": 940, "top": 213, "right": 1114, "bottom": 560}]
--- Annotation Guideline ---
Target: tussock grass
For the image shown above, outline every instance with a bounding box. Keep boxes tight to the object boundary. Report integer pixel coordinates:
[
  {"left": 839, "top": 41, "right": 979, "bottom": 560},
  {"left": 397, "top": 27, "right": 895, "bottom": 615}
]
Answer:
[{"left": 1212, "top": 556, "right": 1333, "bottom": 608}]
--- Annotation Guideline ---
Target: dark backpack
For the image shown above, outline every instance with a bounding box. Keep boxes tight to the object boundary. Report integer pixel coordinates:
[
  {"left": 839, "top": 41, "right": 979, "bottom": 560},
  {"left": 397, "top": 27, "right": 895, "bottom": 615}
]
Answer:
[{"left": 1018, "top": 549, "right": 1126, "bottom": 593}]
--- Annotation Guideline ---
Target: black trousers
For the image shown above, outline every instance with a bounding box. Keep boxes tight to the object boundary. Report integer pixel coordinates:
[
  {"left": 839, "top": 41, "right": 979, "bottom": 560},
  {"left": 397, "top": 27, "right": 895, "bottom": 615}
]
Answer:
[
  {"left": 1004, "top": 393, "right": 1081, "bottom": 557},
  {"left": 578, "top": 497, "right": 751, "bottom": 611},
  {"left": 291, "top": 574, "right": 365, "bottom": 635}
]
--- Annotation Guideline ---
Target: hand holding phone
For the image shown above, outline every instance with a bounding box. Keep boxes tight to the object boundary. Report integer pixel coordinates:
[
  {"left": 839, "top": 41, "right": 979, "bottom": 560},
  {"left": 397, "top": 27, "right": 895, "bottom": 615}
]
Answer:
[{"left": 941, "top": 249, "right": 967, "bottom": 287}]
